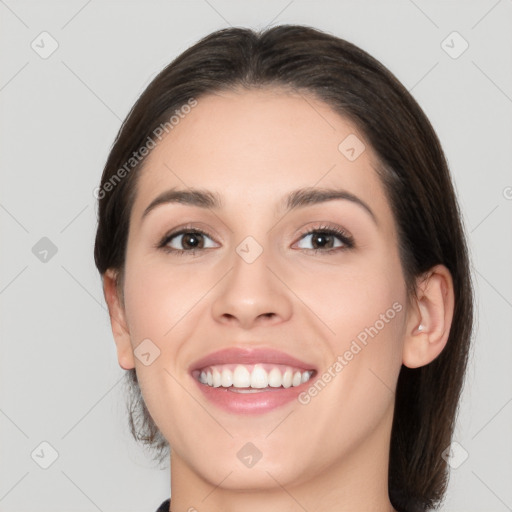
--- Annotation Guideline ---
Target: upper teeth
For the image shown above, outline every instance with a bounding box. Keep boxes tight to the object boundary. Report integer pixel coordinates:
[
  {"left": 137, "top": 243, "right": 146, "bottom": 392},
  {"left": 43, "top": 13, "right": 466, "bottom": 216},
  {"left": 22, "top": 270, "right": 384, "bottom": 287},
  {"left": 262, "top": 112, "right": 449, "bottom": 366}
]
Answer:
[{"left": 196, "top": 364, "right": 314, "bottom": 389}]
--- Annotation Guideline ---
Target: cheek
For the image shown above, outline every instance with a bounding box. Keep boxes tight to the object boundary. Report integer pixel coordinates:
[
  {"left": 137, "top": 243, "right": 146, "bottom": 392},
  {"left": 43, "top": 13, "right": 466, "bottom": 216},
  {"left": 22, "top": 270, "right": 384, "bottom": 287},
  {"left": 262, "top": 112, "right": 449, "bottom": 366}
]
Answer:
[
  {"left": 331, "top": 277, "right": 403, "bottom": 344},
  {"left": 122, "top": 254, "right": 201, "bottom": 343},
  {"left": 121, "top": 257, "right": 199, "bottom": 427},
  {"left": 296, "top": 251, "right": 407, "bottom": 398},
  {"left": 297, "top": 255, "right": 405, "bottom": 343}
]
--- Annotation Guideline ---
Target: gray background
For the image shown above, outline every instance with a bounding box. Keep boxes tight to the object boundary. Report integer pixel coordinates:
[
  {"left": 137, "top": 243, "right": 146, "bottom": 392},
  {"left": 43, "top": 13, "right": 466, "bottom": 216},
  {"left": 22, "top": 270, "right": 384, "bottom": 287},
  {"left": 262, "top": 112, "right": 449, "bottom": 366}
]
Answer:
[{"left": 1, "top": 1, "right": 511, "bottom": 511}]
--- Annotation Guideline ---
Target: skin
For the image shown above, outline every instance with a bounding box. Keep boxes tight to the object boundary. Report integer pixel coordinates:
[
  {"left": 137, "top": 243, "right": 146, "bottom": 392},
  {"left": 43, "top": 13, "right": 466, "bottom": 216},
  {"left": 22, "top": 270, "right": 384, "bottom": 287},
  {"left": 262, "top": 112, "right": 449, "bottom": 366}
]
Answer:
[{"left": 103, "top": 88, "right": 455, "bottom": 512}]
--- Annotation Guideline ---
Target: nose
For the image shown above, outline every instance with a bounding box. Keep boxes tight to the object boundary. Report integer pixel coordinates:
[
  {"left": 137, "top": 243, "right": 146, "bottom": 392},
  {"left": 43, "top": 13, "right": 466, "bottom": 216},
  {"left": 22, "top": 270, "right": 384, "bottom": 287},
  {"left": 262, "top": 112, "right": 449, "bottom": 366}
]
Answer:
[{"left": 210, "top": 242, "right": 293, "bottom": 330}]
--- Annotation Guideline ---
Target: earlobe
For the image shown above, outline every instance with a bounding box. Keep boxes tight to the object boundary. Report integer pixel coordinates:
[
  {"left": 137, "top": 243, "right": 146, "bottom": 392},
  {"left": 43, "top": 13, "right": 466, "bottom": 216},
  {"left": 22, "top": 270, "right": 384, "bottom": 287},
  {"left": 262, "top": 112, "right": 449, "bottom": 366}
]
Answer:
[
  {"left": 103, "top": 269, "right": 135, "bottom": 370},
  {"left": 402, "top": 265, "right": 455, "bottom": 369}
]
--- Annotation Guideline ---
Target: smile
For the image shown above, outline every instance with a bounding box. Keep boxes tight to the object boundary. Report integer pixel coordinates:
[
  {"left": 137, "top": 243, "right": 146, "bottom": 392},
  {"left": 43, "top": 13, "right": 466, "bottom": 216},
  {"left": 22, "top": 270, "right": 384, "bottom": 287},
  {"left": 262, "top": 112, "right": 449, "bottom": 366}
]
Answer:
[{"left": 193, "top": 363, "right": 315, "bottom": 390}]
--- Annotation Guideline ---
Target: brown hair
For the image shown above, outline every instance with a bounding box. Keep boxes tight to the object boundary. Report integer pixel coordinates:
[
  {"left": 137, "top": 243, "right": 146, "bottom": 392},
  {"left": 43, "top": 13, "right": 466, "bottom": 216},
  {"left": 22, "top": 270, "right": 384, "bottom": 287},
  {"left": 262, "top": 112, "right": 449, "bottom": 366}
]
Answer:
[{"left": 94, "top": 25, "right": 474, "bottom": 512}]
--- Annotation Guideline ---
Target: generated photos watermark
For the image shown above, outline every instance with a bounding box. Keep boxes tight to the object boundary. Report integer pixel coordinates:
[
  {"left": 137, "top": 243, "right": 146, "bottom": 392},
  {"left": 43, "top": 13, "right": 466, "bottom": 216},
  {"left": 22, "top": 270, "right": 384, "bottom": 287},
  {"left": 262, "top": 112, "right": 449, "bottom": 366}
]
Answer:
[
  {"left": 298, "top": 301, "right": 403, "bottom": 405},
  {"left": 93, "top": 97, "right": 198, "bottom": 200}
]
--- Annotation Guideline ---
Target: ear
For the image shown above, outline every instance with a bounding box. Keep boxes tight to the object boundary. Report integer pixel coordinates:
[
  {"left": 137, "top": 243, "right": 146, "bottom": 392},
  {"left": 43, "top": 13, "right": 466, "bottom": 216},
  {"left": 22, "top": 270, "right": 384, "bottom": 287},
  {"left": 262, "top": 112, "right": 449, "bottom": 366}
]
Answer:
[
  {"left": 103, "top": 269, "right": 135, "bottom": 370},
  {"left": 402, "top": 264, "right": 455, "bottom": 369}
]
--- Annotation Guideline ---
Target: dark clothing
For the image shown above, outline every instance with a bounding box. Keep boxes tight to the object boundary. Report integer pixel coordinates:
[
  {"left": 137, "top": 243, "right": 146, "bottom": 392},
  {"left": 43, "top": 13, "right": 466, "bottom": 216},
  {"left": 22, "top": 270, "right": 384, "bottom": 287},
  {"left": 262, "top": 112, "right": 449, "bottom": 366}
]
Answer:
[{"left": 155, "top": 498, "right": 170, "bottom": 512}]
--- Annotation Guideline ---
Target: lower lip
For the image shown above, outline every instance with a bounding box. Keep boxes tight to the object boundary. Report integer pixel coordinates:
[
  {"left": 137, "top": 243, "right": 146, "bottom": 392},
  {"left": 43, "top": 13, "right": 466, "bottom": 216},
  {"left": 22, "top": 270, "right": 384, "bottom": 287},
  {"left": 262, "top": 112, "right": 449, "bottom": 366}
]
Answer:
[{"left": 191, "top": 372, "right": 317, "bottom": 414}]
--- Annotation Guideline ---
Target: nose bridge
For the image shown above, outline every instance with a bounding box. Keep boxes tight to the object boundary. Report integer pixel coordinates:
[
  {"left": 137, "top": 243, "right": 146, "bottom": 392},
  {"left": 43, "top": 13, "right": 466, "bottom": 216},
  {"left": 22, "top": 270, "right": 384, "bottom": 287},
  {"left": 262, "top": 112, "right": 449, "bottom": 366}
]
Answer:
[{"left": 233, "top": 233, "right": 271, "bottom": 288}]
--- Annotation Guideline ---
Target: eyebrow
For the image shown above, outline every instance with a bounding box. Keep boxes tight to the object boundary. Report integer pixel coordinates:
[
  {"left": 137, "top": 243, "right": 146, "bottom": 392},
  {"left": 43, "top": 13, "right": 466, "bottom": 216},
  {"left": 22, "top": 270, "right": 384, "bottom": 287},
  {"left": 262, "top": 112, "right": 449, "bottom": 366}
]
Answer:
[{"left": 142, "top": 186, "right": 377, "bottom": 225}]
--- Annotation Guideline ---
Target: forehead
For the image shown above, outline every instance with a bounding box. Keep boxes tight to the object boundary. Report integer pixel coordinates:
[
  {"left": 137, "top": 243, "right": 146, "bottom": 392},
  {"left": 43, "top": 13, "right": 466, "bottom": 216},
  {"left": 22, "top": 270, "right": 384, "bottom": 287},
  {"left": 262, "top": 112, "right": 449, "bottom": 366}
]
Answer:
[{"left": 130, "top": 88, "right": 393, "bottom": 230}]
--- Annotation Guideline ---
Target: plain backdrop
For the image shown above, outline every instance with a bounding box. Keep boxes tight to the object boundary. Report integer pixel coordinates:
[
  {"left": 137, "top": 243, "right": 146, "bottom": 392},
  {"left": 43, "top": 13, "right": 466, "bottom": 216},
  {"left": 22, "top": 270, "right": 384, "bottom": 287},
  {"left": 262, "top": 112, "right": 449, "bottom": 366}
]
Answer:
[{"left": 1, "top": 1, "right": 511, "bottom": 511}]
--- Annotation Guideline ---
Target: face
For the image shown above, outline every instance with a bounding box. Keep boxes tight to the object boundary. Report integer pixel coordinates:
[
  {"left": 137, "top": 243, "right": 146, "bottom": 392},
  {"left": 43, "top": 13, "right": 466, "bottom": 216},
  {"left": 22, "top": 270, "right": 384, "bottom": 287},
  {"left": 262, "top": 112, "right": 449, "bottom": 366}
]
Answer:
[{"left": 116, "top": 88, "right": 410, "bottom": 491}]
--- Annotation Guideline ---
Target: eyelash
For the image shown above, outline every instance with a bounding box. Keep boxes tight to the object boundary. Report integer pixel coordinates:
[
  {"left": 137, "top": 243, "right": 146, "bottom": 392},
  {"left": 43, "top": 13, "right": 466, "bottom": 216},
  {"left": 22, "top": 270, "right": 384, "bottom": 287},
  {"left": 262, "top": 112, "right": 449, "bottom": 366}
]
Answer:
[{"left": 156, "top": 223, "right": 355, "bottom": 257}]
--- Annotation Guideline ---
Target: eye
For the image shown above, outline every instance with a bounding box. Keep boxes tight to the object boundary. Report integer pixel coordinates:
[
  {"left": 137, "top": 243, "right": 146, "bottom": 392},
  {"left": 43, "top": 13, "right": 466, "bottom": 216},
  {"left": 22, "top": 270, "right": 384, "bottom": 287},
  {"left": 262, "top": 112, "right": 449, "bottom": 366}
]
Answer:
[
  {"left": 158, "top": 227, "right": 218, "bottom": 255},
  {"left": 156, "top": 223, "right": 355, "bottom": 256},
  {"left": 294, "top": 224, "right": 355, "bottom": 253}
]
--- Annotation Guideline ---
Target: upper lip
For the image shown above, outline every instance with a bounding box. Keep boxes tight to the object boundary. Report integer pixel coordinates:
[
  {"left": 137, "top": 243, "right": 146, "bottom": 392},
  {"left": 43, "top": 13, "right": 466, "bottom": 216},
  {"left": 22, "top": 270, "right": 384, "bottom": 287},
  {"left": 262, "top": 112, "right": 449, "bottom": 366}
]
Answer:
[{"left": 189, "top": 347, "right": 318, "bottom": 373}]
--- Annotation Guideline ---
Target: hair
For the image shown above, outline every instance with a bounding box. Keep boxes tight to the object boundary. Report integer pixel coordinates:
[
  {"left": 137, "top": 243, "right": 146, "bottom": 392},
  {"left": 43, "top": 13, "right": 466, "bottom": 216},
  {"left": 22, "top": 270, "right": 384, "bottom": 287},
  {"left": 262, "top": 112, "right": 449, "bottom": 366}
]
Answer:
[{"left": 94, "top": 25, "right": 474, "bottom": 512}]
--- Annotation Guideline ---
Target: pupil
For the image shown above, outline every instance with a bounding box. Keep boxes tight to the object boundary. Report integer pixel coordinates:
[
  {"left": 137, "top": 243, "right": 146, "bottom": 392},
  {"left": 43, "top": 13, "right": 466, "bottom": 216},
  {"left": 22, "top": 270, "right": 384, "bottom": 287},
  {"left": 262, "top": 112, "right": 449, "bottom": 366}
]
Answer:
[
  {"left": 184, "top": 233, "right": 201, "bottom": 249},
  {"left": 313, "top": 233, "right": 332, "bottom": 249}
]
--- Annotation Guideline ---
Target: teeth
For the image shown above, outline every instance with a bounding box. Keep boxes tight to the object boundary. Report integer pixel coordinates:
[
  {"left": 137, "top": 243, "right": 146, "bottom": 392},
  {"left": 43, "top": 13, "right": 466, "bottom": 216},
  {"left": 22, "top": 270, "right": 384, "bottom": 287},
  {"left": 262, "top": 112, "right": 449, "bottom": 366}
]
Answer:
[
  {"left": 221, "top": 368, "right": 233, "bottom": 387},
  {"left": 197, "top": 363, "right": 314, "bottom": 389},
  {"left": 268, "top": 367, "right": 282, "bottom": 387},
  {"left": 212, "top": 367, "right": 222, "bottom": 388},
  {"left": 233, "top": 365, "right": 251, "bottom": 387},
  {"left": 250, "top": 365, "right": 268, "bottom": 388},
  {"left": 282, "top": 368, "right": 292, "bottom": 388}
]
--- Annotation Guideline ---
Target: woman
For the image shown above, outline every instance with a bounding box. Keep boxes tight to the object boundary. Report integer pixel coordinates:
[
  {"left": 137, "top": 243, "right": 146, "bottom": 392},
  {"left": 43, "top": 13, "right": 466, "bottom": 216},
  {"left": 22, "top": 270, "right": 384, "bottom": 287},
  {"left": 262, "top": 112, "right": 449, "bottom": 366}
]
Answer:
[{"left": 94, "top": 25, "right": 474, "bottom": 512}]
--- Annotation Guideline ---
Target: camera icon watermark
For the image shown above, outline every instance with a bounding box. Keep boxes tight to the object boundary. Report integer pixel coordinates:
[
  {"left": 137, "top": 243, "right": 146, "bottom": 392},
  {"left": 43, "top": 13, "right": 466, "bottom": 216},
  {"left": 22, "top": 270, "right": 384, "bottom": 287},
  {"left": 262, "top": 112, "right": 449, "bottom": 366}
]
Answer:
[
  {"left": 338, "top": 134, "right": 366, "bottom": 162},
  {"left": 31, "top": 441, "right": 59, "bottom": 469},
  {"left": 441, "top": 31, "right": 469, "bottom": 60},
  {"left": 31, "top": 31, "right": 59, "bottom": 59},
  {"left": 236, "top": 442, "right": 262, "bottom": 468},
  {"left": 236, "top": 236, "right": 263, "bottom": 264},
  {"left": 134, "top": 338, "right": 161, "bottom": 366},
  {"left": 32, "top": 237, "right": 58, "bottom": 263},
  {"left": 441, "top": 441, "right": 469, "bottom": 469}
]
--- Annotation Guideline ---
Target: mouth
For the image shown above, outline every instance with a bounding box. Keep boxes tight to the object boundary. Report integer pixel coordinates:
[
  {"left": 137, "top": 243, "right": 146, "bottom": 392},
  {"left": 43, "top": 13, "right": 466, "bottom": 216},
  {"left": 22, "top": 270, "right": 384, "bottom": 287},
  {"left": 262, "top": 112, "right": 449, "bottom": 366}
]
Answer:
[
  {"left": 188, "top": 347, "right": 318, "bottom": 413},
  {"left": 192, "top": 363, "right": 316, "bottom": 392}
]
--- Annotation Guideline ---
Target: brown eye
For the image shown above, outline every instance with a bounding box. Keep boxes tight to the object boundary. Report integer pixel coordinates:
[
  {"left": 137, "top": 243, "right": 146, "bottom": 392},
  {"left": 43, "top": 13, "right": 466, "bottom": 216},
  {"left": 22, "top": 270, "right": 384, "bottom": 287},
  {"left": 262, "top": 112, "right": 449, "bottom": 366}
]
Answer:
[
  {"left": 159, "top": 228, "right": 218, "bottom": 255},
  {"left": 176, "top": 232, "right": 205, "bottom": 250},
  {"left": 295, "top": 225, "right": 355, "bottom": 253}
]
